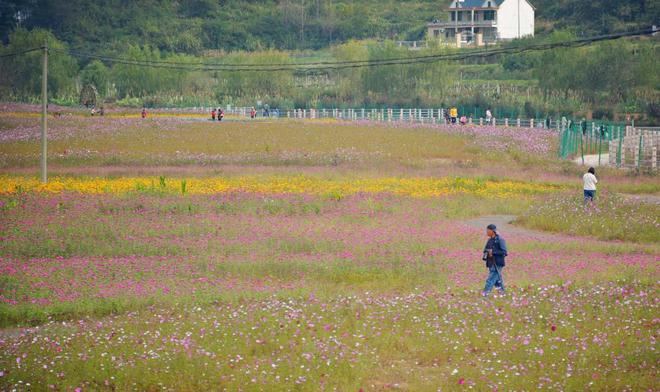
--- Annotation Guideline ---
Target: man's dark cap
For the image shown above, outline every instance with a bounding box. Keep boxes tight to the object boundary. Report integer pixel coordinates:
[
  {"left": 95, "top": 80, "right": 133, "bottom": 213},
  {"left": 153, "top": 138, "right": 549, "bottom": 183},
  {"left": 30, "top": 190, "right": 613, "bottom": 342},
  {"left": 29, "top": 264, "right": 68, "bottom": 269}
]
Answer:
[{"left": 487, "top": 224, "right": 497, "bottom": 231}]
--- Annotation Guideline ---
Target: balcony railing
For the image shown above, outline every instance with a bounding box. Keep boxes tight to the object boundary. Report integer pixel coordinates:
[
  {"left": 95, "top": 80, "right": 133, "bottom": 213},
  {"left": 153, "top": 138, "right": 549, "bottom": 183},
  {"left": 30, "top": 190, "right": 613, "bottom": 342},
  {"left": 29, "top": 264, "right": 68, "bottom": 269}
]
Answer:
[{"left": 428, "top": 20, "right": 497, "bottom": 28}]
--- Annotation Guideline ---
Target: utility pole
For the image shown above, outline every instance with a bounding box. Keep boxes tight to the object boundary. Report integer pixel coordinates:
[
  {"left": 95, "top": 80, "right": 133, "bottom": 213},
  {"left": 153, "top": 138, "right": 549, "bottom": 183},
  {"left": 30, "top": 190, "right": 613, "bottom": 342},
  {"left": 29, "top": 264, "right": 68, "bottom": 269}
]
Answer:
[
  {"left": 41, "top": 39, "right": 48, "bottom": 183},
  {"left": 300, "top": 0, "right": 305, "bottom": 48},
  {"left": 517, "top": 0, "right": 520, "bottom": 38}
]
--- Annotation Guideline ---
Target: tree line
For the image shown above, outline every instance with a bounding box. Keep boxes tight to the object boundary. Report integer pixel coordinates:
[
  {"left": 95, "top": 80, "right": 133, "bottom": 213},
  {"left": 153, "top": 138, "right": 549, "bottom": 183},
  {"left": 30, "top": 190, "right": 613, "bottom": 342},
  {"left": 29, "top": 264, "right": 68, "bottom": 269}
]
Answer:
[
  {"left": 1, "top": 27, "right": 658, "bottom": 121},
  {"left": 1, "top": 0, "right": 657, "bottom": 53}
]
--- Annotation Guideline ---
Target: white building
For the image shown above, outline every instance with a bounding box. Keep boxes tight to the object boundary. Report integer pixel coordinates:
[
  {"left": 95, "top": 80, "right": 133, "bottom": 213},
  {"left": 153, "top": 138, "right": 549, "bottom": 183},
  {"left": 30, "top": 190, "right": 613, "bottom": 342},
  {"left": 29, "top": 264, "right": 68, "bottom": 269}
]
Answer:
[{"left": 427, "top": 0, "right": 535, "bottom": 46}]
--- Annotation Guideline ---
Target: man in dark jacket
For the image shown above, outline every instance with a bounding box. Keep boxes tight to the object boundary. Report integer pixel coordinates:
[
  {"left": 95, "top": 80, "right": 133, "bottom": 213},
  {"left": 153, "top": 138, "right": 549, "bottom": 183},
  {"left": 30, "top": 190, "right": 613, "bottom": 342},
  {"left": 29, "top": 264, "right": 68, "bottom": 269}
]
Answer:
[{"left": 482, "top": 224, "right": 507, "bottom": 296}]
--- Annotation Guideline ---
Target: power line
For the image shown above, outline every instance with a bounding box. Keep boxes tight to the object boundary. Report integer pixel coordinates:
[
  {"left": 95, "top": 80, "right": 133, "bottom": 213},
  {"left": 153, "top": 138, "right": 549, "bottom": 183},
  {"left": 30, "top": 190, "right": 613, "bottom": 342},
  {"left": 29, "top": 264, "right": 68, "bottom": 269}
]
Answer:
[
  {"left": 4, "top": 28, "right": 657, "bottom": 71},
  {"left": 53, "top": 27, "right": 658, "bottom": 70},
  {"left": 0, "top": 47, "right": 42, "bottom": 58}
]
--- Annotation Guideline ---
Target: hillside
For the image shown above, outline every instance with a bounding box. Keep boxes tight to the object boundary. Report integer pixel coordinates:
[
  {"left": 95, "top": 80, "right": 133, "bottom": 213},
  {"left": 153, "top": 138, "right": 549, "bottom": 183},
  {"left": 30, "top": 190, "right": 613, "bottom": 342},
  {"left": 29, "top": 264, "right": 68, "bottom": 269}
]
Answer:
[{"left": 1, "top": 0, "right": 658, "bottom": 53}]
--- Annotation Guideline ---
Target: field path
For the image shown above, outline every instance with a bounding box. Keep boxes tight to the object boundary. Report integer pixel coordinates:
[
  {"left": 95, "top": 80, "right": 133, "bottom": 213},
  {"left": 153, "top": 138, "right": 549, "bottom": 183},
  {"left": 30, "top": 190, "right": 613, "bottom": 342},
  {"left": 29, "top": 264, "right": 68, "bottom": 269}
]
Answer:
[
  {"left": 573, "top": 154, "right": 610, "bottom": 166},
  {"left": 464, "top": 214, "right": 544, "bottom": 237},
  {"left": 621, "top": 193, "right": 660, "bottom": 204}
]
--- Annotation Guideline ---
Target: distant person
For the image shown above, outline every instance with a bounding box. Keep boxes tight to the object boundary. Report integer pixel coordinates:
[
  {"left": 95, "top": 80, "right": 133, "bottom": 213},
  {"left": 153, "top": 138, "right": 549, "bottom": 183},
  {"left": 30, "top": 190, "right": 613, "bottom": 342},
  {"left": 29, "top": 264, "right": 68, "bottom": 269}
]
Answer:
[
  {"left": 459, "top": 115, "right": 468, "bottom": 125},
  {"left": 583, "top": 167, "right": 598, "bottom": 203},
  {"left": 485, "top": 108, "right": 492, "bottom": 125},
  {"left": 250, "top": 107, "right": 257, "bottom": 119},
  {"left": 211, "top": 108, "right": 217, "bottom": 121},
  {"left": 482, "top": 224, "right": 507, "bottom": 297},
  {"left": 98, "top": 107, "right": 104, "bottom": 116},
  {"left": 218, "top": 108, "right": 224, "bottom": 122},
  {"left": 443, "top": 108, "right": 450, "bottom": 124},
  {"left": 141, "top": 108, "right": 147, "bottom": 119},
  {"left": 90, "top": 107, "right": 96, "bottom": 116},
  {"left": 581, "top": 119, "right": 588, "bottom": 135},
  {"left": 450, "top": 107, "right": 458, "bottom": 124}
]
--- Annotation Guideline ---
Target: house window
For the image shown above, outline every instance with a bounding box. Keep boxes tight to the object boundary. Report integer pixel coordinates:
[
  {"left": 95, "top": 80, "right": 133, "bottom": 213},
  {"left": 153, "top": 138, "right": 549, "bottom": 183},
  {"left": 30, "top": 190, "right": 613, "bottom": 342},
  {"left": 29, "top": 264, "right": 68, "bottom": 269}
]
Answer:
[
  {"left": 484, "top": 10, "right": 495, "bottom": 20},
  {"left": 451, "top": 11, "right": 464, "bottom": 21},
  {"left": 434, "top": 29, "right": 440, "bottom": 37},
  {"left": 487, "top": 1, "right": 492, "bottom": 6}
]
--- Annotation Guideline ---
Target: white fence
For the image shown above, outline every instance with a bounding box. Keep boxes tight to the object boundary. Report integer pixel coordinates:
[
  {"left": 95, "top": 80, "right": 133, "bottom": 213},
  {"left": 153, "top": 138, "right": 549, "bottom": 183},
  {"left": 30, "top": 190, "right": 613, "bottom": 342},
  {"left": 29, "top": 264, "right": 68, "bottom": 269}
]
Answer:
[
  {"left": 154, "top": 106, "right": 556, "bottom": 129},
  {"left": 284, "top": 108, "right": 553, "bottom": 129}
]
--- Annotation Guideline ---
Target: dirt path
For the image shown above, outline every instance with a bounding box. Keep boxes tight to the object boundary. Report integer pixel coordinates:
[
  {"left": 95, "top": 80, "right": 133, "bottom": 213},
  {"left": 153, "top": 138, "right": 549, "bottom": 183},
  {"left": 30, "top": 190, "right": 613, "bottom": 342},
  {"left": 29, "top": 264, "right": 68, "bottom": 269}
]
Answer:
[
  {"left": 462, "top": 214, "right": 594, "bottom": 242},
  {"left": 621, "top": 193, "right": 660, "bottom": 204},
  {"left": 463, "top": 214, "right": 547, "bottom": 237},
  {"left": 573, "top": 154, "right": 609, "bottom": 166}
]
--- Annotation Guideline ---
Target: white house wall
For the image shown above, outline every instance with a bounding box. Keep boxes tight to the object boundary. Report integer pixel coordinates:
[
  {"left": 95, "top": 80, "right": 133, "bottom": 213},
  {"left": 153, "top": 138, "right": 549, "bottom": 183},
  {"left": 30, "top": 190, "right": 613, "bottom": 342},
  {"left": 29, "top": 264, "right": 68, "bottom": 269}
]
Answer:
[{"left": 497, "top": 0, "right": 534, "bottom": 39}]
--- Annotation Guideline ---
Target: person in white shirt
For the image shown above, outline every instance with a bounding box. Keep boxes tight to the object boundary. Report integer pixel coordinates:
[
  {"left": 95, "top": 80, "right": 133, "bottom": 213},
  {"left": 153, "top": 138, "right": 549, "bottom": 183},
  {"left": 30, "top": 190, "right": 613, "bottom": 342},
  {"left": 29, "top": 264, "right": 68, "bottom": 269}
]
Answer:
[
  {"left": 583, "top": 167, "right": 598, "bottom": 203},
  {"left": 485, "top": 108, "right": 493, "bottom": 125}
]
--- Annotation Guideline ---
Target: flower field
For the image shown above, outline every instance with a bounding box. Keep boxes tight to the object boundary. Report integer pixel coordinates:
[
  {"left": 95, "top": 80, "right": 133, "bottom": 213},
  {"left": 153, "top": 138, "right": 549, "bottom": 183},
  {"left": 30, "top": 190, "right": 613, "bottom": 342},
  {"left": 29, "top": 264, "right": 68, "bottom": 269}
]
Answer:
[
  {"left": 0, "top": 110, "right": 658, "bottom": 390},
  {"left": 0, "top": 111, "right": 553, "bottom": 171}
]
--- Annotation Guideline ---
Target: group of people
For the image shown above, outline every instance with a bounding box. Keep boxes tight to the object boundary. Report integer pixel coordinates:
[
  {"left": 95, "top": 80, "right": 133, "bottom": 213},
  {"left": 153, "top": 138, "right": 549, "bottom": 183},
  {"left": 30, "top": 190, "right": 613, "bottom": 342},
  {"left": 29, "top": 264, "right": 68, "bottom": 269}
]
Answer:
[
  {"left": 440, "top": 107, "right": 498, "bottom": 126},
  {"left": 250, "top": 107, "right": 279, "bottom": 118},
  {"left": 210, "top": 107, "right": 279, "bottom": 121},
  {"left": 443, "top": 107, "right": 460, "bottom": 124},
  {"left": 210, "top": 108, "right": 225, "bottom": 122},
  {"left": 442, "top": 107, "right": 473, "bottom": 126}
]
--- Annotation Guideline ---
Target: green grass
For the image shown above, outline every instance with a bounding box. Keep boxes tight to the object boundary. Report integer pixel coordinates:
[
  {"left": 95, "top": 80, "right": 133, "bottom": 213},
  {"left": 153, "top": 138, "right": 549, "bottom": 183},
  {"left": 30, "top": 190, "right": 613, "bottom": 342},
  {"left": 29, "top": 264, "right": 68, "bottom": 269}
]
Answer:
[{"left": 517, "top": 191, "right": 660, "bottom": 243}]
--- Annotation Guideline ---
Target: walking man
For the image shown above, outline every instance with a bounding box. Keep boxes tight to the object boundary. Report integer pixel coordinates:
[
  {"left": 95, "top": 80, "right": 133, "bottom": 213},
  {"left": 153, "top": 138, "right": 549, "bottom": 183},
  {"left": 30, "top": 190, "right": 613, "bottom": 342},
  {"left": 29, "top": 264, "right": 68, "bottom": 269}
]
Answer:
[{"left": 482, "top": 224, "right": 507, "bottom": 296}]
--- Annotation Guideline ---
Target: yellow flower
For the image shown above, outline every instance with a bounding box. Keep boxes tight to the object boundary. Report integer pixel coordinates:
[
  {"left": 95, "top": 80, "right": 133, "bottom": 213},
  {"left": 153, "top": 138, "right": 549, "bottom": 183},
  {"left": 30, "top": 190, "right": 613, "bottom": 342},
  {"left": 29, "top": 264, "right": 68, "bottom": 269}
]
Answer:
[{"left": 0, "top": 175, "right": 564, "bottom": 198}]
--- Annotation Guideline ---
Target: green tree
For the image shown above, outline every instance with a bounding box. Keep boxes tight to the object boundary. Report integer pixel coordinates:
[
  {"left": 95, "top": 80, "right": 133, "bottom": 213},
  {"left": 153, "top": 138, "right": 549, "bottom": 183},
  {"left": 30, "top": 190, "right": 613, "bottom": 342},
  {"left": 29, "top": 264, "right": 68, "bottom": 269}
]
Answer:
[
  {"left": 0, "top": 28, "right": 77, "bottom": 99},
  {"left": 80, "top": 60, "right": 109, "bottom": 97},
  {"left": 219, "top": 51, "right": 294, "bottom": 103}
]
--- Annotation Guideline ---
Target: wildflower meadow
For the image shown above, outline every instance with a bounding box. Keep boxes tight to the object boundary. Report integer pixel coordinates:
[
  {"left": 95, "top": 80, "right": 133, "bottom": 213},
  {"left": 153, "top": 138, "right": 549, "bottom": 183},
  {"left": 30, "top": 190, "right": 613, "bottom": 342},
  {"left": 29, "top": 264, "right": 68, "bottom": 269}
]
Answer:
[{"left": 0, "top": 109, "right": 658, "bottom": 391}]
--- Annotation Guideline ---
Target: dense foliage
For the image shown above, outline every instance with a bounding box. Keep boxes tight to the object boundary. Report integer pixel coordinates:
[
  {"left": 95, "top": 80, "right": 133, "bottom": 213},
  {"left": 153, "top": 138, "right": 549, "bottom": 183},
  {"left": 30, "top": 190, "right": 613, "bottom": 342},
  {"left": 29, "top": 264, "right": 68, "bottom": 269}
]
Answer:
[
  {"left": 1, "top": 0, "right": 657, "bottom": 52},
  {"left": 0, "top": 1, "right": 658, "bottom": 120}
]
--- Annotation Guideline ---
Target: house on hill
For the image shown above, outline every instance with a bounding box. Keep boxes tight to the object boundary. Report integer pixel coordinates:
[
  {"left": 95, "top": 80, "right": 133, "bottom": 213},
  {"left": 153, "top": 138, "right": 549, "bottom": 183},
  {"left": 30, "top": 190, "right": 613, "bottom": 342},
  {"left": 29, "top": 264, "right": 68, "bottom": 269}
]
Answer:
[{"left": 427, "top": 0, "right": 535, "bottom": 47}]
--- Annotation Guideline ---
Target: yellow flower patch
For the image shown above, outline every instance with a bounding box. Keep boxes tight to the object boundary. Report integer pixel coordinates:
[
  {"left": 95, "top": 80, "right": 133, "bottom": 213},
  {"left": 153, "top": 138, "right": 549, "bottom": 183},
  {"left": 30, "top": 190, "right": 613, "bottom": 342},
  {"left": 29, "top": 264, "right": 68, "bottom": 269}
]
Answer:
[{"left": 0, "top": 175, "right": 564, "bottom": 198}]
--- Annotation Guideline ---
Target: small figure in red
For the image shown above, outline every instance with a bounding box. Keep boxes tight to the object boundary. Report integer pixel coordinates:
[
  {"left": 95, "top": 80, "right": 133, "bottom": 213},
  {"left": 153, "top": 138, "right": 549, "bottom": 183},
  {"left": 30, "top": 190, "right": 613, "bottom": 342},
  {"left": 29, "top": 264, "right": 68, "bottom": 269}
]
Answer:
[
  {"left": 141, "top": 108, "right": 147, "bottom": 119},
  {"left": 211, "top": 108, "right": 217, "bottom": 121},
  {"left": 218, "top": 108, "right": 224, "bottom": 122},
  {"left": 250, "top": 107, "right": 256, "bottom": 119}
]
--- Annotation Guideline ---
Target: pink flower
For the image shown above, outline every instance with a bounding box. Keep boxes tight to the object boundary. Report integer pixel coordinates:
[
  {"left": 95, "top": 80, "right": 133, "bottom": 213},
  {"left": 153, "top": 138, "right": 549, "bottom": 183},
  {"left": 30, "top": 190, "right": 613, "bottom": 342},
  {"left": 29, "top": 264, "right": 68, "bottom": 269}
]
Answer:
[
  {"left": 458, "top": 378, "right": 465, "bottom": 385},
  {"left": 551, "top": 325, "right": 557, "bottom": 331}
]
